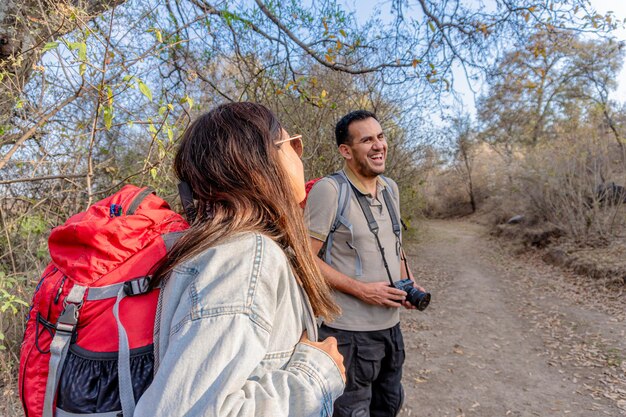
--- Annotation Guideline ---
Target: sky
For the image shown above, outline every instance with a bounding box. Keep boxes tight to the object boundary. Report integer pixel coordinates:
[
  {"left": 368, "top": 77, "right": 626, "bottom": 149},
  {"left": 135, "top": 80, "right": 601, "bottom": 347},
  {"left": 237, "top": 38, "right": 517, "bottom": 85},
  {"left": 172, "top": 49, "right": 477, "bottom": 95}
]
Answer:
[{"left": 345, "top": 0, "right": 626, "bottom": 115}]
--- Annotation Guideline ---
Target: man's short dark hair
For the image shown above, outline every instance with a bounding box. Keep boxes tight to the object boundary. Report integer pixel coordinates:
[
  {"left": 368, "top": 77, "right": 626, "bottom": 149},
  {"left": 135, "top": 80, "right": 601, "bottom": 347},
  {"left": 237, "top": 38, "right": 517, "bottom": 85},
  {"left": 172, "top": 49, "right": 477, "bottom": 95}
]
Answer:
[{"left": 335, "top": 110, "right": 378, "bottom": 147}]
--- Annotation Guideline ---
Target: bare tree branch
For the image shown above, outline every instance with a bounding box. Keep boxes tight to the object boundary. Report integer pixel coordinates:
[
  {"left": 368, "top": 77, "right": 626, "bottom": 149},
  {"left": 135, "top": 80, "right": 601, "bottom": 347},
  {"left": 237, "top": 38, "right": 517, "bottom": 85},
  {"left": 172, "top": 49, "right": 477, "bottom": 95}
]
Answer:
[
  {"left": 0, "top": 83, "right": 84, "bottom": 171},
  {"left": 0, "top": 173, "right": 87, "bottom": 185},
  {"left": 253, "top": 0, "right": 414, "bottom": 75}
]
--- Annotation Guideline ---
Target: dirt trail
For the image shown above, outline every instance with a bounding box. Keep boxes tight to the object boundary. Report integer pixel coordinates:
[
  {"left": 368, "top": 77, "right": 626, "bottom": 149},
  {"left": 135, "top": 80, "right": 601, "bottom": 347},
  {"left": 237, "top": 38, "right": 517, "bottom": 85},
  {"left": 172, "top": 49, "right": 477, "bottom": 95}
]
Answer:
[{"left": 398, "top": 220, "right": 626, "bottom": 417}]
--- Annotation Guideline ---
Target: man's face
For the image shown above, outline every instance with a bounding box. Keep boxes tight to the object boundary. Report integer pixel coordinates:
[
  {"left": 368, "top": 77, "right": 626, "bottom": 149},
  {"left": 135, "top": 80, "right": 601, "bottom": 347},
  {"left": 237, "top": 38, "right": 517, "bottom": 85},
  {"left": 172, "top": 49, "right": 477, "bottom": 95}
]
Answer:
[{"left": 340, "top": 117, "right": 387, "bottom": 178}]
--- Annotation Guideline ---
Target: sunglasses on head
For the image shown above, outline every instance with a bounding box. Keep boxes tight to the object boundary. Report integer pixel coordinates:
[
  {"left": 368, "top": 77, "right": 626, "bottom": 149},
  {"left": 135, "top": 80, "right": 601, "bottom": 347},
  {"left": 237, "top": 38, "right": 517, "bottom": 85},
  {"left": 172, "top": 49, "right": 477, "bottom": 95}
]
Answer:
[{"left": 275, "top": 134, "right": 304, "bottom": 158}]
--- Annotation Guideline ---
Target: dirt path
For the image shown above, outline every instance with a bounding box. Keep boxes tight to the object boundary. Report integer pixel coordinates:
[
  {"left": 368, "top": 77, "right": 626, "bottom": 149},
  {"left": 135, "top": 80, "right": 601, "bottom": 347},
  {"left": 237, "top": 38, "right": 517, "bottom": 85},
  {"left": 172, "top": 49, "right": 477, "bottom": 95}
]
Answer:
[{"left": 398, "top": 220, "right": 626, "bottom": 417}]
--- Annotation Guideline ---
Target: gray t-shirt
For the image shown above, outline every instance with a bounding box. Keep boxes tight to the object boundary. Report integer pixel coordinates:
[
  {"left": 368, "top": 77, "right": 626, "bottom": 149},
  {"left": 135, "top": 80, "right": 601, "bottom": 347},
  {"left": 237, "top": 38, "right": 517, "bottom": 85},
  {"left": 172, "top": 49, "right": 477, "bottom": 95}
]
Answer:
[{"left": 304, "top": 167, "right": 403, "bottom": 331}]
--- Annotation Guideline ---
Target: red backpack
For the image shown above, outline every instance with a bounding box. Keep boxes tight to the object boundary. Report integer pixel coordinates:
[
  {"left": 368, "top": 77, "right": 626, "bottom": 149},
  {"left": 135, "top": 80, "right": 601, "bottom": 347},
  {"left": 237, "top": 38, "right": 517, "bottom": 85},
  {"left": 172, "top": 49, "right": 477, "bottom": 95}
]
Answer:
[
  {"left": 19, "top": 185, "right": 189, "bottom": 417},
  {"left": 300, "top": 177, "right": 322, "bottom": 208}
]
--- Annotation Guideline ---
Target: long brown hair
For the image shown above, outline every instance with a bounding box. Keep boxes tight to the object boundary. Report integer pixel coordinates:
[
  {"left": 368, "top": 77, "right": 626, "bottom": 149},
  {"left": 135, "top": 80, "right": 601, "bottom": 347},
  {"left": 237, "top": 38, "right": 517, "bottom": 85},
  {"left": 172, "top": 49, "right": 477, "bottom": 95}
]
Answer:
[{"left": 153, "top": 102, "right": 339, "bottom": 319}]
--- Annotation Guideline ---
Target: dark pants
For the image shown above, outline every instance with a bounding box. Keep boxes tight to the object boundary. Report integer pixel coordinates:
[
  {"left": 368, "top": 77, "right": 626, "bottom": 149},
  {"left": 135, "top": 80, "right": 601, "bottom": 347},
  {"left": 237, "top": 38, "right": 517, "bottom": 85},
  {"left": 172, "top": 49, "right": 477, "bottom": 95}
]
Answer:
[{"left": 319, "top": 323, "right": 405, "bottom": 417}]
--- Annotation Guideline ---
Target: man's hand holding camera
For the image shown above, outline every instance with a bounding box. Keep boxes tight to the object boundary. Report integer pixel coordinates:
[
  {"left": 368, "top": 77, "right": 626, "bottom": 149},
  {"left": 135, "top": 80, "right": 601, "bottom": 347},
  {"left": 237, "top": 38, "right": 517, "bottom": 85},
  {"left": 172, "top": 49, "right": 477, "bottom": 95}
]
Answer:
[
  {"left": 357, "top": 281, "right": 407, "bottom": 307},
  {"left": 356, "top": 280, "right": 429, "bottom": 310}
]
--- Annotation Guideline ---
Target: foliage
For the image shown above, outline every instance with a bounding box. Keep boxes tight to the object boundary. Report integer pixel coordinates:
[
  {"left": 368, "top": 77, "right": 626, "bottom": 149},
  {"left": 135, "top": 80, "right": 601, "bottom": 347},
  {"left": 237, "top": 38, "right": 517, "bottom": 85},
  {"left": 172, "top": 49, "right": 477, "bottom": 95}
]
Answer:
[
  {"left": 519, "top": 133, "right": 626, "bottom": 241},
  {"left": 421, "top": 29, "right": 626, "bottom": 227},
  {"left": 477, "top": 30, "right": 625, "bottom": 146}
]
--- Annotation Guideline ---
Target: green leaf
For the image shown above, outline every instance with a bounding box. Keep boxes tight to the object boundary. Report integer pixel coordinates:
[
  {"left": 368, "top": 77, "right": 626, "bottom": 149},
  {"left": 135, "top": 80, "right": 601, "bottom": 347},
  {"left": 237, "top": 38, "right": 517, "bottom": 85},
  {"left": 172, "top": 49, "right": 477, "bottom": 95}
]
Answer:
[
  {"left": 15, "top": 298, "right": 28, "bottom": 307},
  {"left": 77, "top": 42, "right": 87, "bottom": 61},
  {"left": 158, "top": 141, "right": 166, "bottom": 159},
  {"left": 19, "top": 215, "right": 47, "bottom": 236},
  {"left": 68, "top": 41, "right": 87, "bottom": 61},
  {"left": 150, "top": 167, "right": 158, "bottom": 180},
  {"left": 43, "top": 42, "right": 59, "bottom": 52},
  {"left": 106, "top": 86, "right": 113, "bottom": 106},
  {"left": 79, "top": 63, "right": 86, "bottom": 76},
  {"left": 154, "top": 29, "right": 163, "bottom": 43},
  {"left": 138, "top": 81, "right": 153, "bottom": 101},
  {"left": 221, "top": 10, "right": 235, "bottom": 25},
  {"left": 428, "top": 21, "right": 436, "bottom": 32},
  {"left": 167, "top": 127, "right": 174, "bottom": 141},
  {"left": 103, "top": 106, "right": 113, "bottom": 130},
  {"left": 183, "top": 95, "right": 194, "bottom": 109}
]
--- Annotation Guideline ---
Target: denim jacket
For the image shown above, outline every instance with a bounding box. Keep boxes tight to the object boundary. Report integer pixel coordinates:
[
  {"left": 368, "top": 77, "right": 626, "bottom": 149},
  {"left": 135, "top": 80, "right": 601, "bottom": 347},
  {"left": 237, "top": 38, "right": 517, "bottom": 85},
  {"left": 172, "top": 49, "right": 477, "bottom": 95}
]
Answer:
[{"left": 134, "top": 232, "right": 345, "bottom": 417}]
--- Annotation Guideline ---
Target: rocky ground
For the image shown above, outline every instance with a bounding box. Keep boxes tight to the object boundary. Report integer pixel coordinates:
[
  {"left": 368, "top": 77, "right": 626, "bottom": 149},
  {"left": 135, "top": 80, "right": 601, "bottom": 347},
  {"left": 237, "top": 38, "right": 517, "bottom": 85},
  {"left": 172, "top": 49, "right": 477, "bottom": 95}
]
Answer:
[{"left": 398, "top": 220, "right": 626, "bottom": 417}]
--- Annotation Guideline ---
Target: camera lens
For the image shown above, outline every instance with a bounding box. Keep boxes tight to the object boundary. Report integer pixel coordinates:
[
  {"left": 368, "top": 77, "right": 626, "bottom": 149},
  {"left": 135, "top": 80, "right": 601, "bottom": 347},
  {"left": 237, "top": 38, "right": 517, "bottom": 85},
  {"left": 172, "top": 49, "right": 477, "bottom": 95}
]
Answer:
[{"left": 406, "top": 287, "right": 430, "bottom": 311}]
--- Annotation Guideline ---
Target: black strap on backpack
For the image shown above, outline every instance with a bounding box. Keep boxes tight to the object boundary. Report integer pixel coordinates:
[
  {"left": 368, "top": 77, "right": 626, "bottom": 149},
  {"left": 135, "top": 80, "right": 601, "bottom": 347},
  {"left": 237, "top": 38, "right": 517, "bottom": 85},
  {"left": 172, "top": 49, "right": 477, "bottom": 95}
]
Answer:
[
  {"left": 178, "top": 181, "right": 197, "bottom": 223},
  {"left": 126, "top": 187, "right": 155, "bottom": 215}
]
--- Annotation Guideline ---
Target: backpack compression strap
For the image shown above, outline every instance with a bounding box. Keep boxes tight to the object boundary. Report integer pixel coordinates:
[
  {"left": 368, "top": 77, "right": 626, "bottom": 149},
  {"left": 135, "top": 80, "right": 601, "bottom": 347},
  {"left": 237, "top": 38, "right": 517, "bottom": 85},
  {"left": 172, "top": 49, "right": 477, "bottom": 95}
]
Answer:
[{"left": 43, "top": 284, "right": 87, "bottom": 417}]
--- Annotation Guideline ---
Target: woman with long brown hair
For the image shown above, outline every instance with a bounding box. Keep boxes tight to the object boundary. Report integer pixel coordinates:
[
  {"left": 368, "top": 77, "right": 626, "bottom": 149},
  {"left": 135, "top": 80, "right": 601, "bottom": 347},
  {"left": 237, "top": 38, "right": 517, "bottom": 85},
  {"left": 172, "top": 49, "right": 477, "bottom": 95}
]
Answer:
[{"left": 134, "top": 102, "right": 345, "bottom": 416}]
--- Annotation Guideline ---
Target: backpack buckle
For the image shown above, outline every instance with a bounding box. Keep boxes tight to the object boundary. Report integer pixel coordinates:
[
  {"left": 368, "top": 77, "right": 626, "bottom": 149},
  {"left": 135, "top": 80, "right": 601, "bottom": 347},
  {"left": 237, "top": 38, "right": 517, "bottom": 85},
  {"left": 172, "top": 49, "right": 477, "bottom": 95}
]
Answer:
[
  {"left": 56, "top": 303, "right": 79, "bottom": 333},
  {"left": 123, "top": 276, "right": 151, "bottom": 296}
]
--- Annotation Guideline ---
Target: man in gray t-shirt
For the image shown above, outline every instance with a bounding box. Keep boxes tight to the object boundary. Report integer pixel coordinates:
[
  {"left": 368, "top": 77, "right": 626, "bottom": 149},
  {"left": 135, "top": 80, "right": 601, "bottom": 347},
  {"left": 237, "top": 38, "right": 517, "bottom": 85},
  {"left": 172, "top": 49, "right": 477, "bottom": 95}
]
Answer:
[{"left": 305, "top": 110, "right": 426, "bottom": 417}]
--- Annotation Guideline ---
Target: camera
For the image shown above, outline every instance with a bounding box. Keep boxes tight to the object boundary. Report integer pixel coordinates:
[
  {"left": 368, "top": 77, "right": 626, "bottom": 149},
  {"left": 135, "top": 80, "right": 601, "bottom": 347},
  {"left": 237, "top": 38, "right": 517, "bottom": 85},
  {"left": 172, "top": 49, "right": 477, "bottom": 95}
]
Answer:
[{"left": 393, "top": 279, "right": 430, "bottom": 311}]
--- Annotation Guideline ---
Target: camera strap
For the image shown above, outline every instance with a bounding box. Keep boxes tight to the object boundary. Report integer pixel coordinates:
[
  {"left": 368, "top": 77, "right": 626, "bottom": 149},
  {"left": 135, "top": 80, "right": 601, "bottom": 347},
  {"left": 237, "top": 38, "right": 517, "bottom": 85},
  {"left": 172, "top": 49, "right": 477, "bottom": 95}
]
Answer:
[
  {"left": 350, "top": 183, "right": 399, "bottom": 286},
  {"left": 377, "top": 184, "right": 412, "bottom": 280}
]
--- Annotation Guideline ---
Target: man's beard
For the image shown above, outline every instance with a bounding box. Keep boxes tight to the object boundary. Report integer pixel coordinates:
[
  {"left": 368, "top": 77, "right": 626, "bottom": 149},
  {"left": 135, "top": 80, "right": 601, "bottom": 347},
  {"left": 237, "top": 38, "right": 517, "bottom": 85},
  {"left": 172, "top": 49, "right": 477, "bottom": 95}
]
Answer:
[{"left": 355, "top": 156, "right": 384, "bottom": 179}]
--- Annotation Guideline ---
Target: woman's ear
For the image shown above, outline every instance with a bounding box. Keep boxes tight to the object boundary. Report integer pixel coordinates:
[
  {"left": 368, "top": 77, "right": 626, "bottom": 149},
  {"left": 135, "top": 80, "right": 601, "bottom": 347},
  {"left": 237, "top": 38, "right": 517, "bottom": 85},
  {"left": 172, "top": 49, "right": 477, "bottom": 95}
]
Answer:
[{"left": 338, "top": 144, "right": 352, "bottom": 160}]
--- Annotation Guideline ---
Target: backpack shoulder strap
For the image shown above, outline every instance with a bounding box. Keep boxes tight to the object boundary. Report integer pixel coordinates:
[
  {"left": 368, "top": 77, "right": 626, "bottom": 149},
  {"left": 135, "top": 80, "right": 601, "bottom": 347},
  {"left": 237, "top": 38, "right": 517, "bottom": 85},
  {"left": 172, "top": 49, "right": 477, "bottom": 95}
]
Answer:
[
  {"left": 319, "top": 171, "right": 368, "bottom": 277},
  {"left": 321, "top": 172, "right": 351, "bottom": 263},
  {"left": 379, "top": 175, "right": 393, "bottom": 195},
  {"left": 329, "top": 172, "right": 351, "bottom": 231},
  {"left": 379, "top": 176, "right": 401, "bottom": 238}
]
